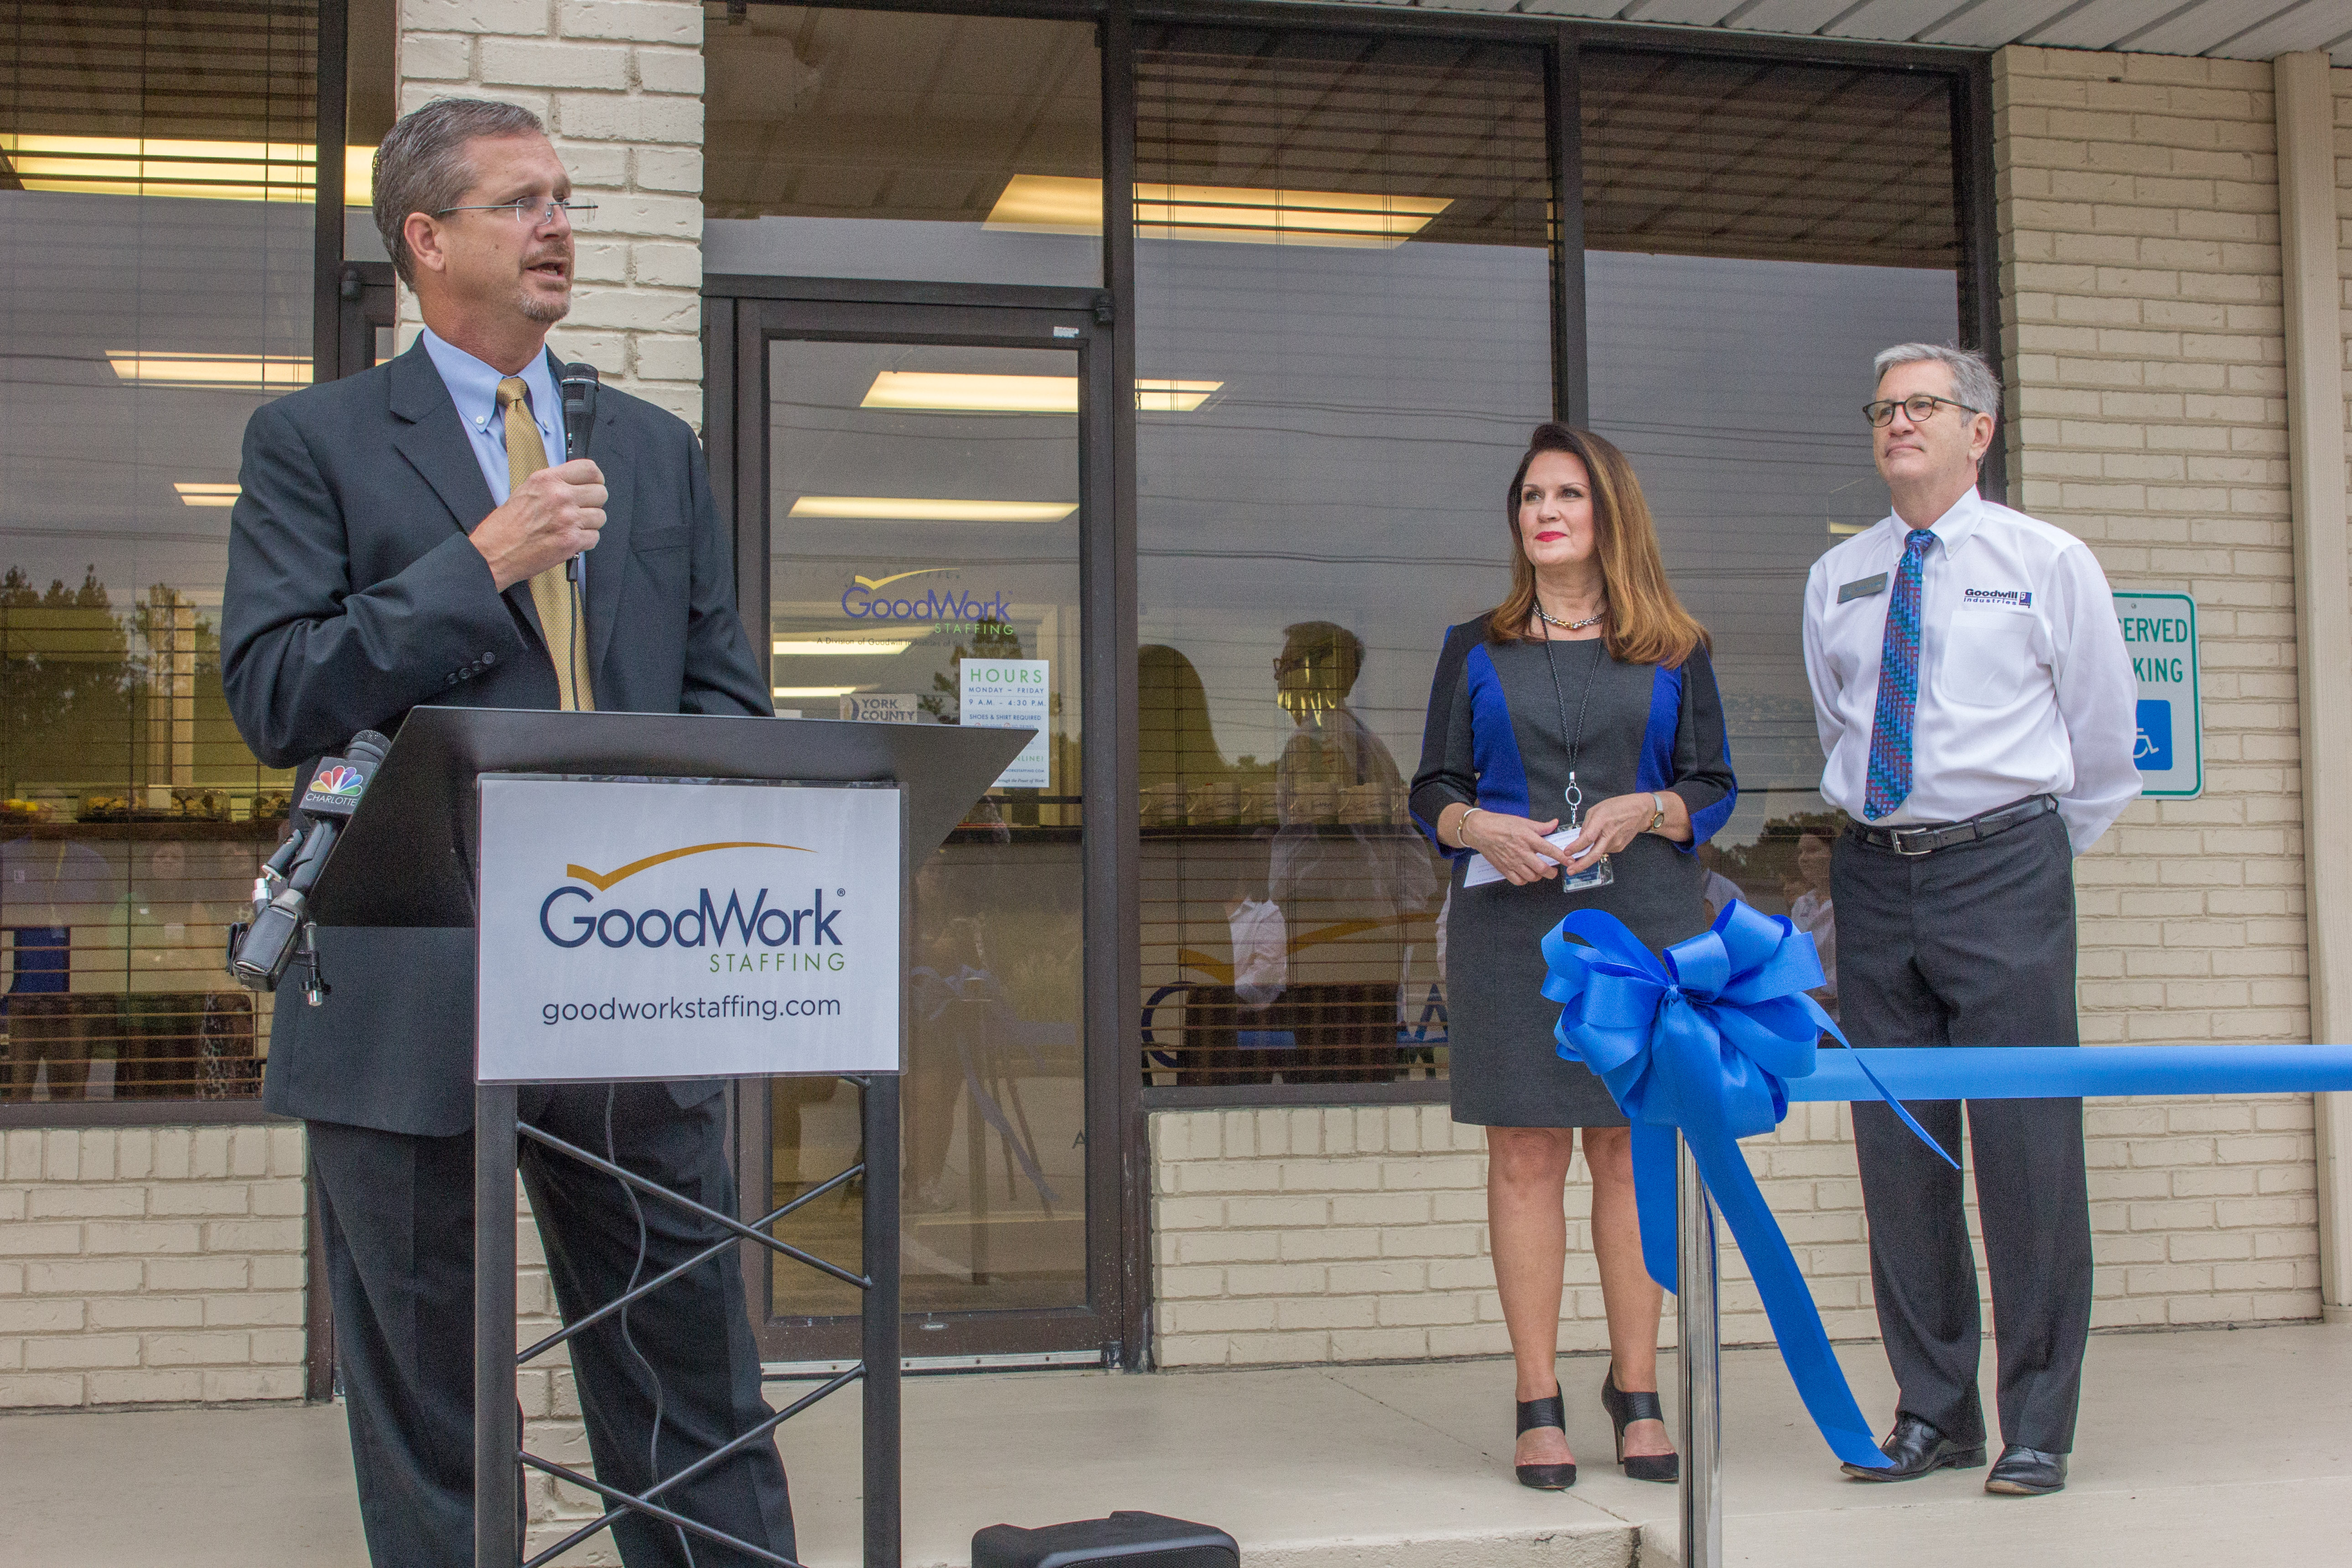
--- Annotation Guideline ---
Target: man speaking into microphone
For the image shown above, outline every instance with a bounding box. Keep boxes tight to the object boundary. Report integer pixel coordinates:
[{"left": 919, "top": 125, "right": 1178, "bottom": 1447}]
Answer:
[{"left": 222, "top": 99, "right": 792, "bottom": 1567}]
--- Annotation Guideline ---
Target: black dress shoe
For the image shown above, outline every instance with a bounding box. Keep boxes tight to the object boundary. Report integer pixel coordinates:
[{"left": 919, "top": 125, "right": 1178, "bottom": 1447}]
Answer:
[
  {"left": 1984, "top": 1444, "right": 2067, "bottom": 1495},
  {"left": 1840, "top": 1414, "right": 1987, "bottom": 1481},
  {"left": 1514, "top": 1390, "right": 1576, "bottom": 1490}
]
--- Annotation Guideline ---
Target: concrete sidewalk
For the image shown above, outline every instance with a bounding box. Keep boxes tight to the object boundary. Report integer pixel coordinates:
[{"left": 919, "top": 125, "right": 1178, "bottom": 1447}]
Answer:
[{"left": 5, "top": 1322, "right": 2349, "bottom": 1566}]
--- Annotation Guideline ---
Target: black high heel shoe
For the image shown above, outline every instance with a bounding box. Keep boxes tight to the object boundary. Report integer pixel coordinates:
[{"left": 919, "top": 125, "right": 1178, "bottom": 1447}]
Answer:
[
  {"left": 1514, "top": 1390, "right": 1577, "bottom": 1490},
  {"left": 1601, "top": 1367, "right": 1680, "bottom": 1484}
]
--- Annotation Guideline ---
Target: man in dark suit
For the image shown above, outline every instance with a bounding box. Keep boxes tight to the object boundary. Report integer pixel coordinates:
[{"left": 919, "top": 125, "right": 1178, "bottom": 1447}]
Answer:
[{"left": 222, "top": 99, "right": 794, "bottom": 1567}]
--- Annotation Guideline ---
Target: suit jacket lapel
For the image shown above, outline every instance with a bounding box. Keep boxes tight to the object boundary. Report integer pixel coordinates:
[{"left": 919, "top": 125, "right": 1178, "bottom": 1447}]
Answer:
[
  {"left": 389, "top": 340, "right": 549, "bottom": 647},
  {"left": 576, "top": 368, "right": 630, "bottom": 679}
]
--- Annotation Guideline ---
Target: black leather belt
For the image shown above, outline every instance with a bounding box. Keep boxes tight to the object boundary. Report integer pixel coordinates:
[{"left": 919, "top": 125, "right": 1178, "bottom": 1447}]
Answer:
[{"left": 1846, "top": 794, "right": 2058, "bottom": 857}]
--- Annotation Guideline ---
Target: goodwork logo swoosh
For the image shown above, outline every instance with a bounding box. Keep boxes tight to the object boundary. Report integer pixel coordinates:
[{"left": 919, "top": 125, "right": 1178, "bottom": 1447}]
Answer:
[
  {"left": 852, "top": 567, "right": 953, "bottom": 590},
  {"left": 566, "top": 842, "right": 811, "bottom": 892}
]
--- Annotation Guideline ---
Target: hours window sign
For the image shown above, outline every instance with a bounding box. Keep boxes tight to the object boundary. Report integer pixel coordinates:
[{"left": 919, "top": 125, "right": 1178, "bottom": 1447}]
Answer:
[
  {"left": 961, "top": 659, "right": 1050, "bottom": 789},
  {"left": 2114, "top": 592, "right": 2200, "bottom": 799}
]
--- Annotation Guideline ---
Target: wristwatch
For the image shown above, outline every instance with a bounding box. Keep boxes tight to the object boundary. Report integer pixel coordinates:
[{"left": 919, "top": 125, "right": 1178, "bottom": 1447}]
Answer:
[{"left": 1646, "top": 792, "right": 1667, "bottom": 834}]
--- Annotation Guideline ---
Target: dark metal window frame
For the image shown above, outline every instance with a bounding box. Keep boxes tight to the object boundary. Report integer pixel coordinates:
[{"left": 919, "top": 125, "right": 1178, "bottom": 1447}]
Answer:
[
  {"left": 0, "top": 0, "right": 353, "bottom": 1133},
  {"left": 5, "top": 0, "right": 1997, "bottom": 1229},
  {"left": 694, "top": 8, "right": 1999, "bottom": 1391},
  {"left": 711, "top": 279, "right": 1135, "bottom": 1366}
]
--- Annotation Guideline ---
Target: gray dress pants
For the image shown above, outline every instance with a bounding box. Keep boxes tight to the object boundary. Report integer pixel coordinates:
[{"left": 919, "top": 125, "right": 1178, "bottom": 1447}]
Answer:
[
  {"left": 308, "top": 1082, "right": 796, "bottom": 1567},
  {"left": 1834, "top": 806, "right": 2094, "bottom": 1455}
]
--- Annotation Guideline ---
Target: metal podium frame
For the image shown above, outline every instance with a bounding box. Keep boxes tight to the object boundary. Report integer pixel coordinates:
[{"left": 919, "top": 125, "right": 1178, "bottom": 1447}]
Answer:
[
  {"left": 301, "top": 707, "right": 1027, "bottom": 1568},
  {"left": 472, "top": 1072, "right": 902, "bottom": 1568}
]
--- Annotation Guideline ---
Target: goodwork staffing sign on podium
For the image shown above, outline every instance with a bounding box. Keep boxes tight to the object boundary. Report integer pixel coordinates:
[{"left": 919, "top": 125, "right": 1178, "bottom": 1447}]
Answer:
[
  {"left": 301, "top": 706, "right": 1027, "bottom": 1568},
  {"left": 478, "top": 779, "right": 904, "bottom": 1081}
]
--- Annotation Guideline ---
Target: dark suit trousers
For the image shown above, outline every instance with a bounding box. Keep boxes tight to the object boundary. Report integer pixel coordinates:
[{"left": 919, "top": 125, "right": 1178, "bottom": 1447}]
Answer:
[
  {"left": 309, "top": 1083, "right": 795, "bottom": 1568},
  {"left": 1834, "top": 808, "right": 2094, "bottom": 1455}
]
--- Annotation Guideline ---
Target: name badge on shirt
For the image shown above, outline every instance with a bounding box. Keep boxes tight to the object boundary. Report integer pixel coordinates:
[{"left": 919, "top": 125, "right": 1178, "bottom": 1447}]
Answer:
[{"left": 1838, "top": 573, "right": 1889, "bottom": 603}]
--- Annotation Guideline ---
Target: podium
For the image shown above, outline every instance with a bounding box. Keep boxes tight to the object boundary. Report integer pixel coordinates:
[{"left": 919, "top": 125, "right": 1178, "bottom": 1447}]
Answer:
[{"left": 307, "top": 705, "right": 1029, "bottom": 1568}]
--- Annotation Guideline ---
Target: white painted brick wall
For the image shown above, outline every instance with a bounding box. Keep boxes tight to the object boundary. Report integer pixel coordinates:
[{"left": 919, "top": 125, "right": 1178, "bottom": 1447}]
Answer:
[
  {"left": 397, "top": 0, "right": 707, "bottom": 426},
  {"left": 1997, "top": 44, "right": 2321, "bottom": 1325},
  {"left": 2339, "top": 70, "right": 2351, "bottom": 531},
  {"left": 0, "top": 1127, "right": 309, "bottom": 1407}
]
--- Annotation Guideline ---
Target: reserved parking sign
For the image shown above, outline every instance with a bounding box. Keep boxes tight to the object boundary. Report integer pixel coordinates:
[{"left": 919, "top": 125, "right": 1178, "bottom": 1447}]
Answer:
[{"left": 2114, "top": 591, "right": 2200, "bottom": 799}]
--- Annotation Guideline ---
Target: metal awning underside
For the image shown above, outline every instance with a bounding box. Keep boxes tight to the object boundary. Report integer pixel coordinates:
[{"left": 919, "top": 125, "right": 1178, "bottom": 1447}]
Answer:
[{"left": 1274, "top": 0, "right": 2352, "bottom": 66}]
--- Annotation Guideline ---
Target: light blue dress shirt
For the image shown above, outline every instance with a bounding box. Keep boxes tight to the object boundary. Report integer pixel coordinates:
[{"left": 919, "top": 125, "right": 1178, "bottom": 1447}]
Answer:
[{"left": 418, "top": 325, "right": 564, "bottom": 506}]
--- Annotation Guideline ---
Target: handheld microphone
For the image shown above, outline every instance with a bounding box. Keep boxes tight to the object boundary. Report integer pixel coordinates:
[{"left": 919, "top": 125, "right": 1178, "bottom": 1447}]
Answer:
[
  {"left": 561, "top": 362, "right": 601, "bottom": 585},
  {"left": 227, "top": 729, "right": 391, "bottom": 1003}
]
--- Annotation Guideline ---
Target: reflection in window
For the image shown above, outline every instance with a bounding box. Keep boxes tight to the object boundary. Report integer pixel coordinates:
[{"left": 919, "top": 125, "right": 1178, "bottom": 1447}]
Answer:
[
  {"left": 1581, "top": 51, "right": 1957, "bottom": 268},
  {"left": 0, "top": 0, "right": 316, "bottom": 1102},
  {"left": 1582, "top": 50, "right": 1963, "bottom": 924},
  {"left": 702, "top": 4, "right": 1101, "bottom": 286},
  {"left": 1134, "top": 29, "right": 1552, "bottom": 1088}
]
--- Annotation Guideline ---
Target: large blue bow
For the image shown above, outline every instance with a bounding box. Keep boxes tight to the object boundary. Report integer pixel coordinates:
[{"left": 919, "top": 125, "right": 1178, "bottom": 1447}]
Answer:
[
  {"left": 1541, "top": 899, "right": 1907, "bottom": 1470},
  {"left": 1541, "top": 901, "right": 2352, "bottom": 1471}
]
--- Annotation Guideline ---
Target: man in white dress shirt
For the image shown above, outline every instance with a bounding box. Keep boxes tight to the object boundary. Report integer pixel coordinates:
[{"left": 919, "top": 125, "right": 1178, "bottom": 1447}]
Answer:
[{"left": 1801, "top": 343, "right": 2139, "bottom": 1498}]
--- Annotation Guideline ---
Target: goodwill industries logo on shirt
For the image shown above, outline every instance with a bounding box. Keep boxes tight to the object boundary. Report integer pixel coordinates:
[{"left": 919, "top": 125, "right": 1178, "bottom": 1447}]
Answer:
[
  {"left": 536, "top": 841, "right": 850, "bottom": 973},
  {"left": 1962, "top": 587, "right": 2033, "bottom": 608}
]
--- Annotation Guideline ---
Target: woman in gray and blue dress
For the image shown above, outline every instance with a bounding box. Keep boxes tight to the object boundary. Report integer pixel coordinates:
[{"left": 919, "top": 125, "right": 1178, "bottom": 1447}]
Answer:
[{"left": 1411, "top": 423, "right": 1736, "bottom": 1490}]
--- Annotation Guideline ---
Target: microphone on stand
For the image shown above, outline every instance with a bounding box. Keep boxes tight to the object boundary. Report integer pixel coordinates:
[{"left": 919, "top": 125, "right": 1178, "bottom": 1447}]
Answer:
[
  {"left": 561, "top": 362, "right": 601, "bottom": 585},
  {"left": 227, "top": 729, "right": 392, "bottom": 1003}
]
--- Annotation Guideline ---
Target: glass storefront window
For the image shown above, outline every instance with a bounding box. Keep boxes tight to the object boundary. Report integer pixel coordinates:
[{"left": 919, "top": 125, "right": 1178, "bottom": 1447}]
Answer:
[
  {"left": 764, "top": 335, "right": 1087, "bottom": 1319},
  {"left": 1133, "top": 28, "right": 1553, "bottom": 1089},
  {"left": 0, "top": 0, "right": 317, "bottom": 1104},
  {"left": 703, "top": 4, "right": 1102, "bottom": 286},
  {"left": 1582, "top": 51, "right": 1963, "bottom": 959}
]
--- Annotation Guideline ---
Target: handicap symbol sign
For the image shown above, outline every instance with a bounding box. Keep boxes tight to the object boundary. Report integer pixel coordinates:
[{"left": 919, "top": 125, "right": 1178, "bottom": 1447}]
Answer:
[
  {"left": 2134, "top": 699, "right": 2173, "bottom": 772},
  {"left": 2116, "top": 592, "right": 2199, "bottom": 798}
]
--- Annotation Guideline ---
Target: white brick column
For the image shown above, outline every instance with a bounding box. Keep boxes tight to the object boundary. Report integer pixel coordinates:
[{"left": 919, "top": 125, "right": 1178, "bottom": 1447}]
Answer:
[
  {"left": 395, "top": 5, "right": 709, "bottom": 1550},
  {"left": 398, "top": 0, "right": 707, "bottom": 426},
  {"left": 2273, "top": 52, "right": 2352, "bottom": 1317},
  {"left": 1996, "top": 45, "right": 2319, "bottom": 1325}
]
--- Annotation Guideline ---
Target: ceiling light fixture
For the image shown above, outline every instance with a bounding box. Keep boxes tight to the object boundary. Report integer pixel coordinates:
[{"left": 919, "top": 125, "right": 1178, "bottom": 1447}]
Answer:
[
  {"left": 787, "top": 497, "right": 1077, "bottom": 523},
  {"left": 0, "top": 135, "right": 346, "bottom": 204},
  {"left": 173, "top": 483, "right": 242, "bottom": 508},
  {"left": 108, "top": 352, "right": 313, "bottom": 391},
  {"left": 986, "top": 174, "right": 1451, "bottom": 249},
  {"left": 861, "top": 371, "right": 1222, "bottom": 414},
  {"left": 772, "top": 638, "right": 914, "bottom": 656}
]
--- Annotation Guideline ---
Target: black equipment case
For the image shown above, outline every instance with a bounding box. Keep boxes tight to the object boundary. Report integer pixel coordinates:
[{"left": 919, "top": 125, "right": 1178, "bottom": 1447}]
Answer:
[{"left": 970, "top": 1511, "right": 1239, "bottom": 1568}]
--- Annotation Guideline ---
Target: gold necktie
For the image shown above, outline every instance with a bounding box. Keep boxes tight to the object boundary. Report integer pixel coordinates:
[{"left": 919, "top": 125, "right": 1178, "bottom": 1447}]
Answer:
[{"left": 497, "top": 377, "right": 593, "bottom": 711}]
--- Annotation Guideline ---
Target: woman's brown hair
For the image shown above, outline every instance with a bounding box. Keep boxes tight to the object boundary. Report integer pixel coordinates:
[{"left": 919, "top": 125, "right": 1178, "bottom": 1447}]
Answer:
[{"left": 1486, "top": 422, "right": 1709, "bottom": 670}]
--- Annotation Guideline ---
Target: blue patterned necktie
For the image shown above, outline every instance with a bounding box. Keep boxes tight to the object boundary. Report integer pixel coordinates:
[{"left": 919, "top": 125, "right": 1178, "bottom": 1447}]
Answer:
[{"left": 1863, "top": 527, "right": 1937, "bottom": 820}]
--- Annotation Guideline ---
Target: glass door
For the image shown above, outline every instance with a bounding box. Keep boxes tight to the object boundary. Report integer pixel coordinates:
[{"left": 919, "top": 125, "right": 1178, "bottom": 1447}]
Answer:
[{"left": 729, "top": 290, "right": 1125, "bottom": 1365}]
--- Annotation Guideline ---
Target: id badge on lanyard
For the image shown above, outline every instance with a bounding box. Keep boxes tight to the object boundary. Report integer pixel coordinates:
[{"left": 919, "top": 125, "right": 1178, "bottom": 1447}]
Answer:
[{"left": 1541, "top": 631, "right": 1615, "bottom": 894}]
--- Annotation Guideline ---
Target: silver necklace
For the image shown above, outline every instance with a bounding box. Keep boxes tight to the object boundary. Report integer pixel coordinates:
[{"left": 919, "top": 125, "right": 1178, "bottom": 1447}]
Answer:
[{"left": 1535, "top": 598, "right": 1605, "bottom": 632}]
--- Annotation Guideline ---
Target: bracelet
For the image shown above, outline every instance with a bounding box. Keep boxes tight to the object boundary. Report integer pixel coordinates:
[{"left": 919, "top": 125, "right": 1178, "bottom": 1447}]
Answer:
[{"left": 1456, "top": 806, "right": 1484, "bottom": 850}]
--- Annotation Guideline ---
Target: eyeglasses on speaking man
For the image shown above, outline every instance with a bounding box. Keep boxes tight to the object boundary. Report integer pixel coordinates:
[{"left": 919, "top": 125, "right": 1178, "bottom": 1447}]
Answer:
[{"left": 431, "top": 197, "right": 597, "bottom": 226}]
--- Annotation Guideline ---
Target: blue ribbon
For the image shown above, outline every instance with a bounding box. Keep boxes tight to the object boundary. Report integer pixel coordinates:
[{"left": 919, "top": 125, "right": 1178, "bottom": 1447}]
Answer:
[
  {"left": 1541, "top": 900, "right": 2352, "bottom": 1470},
  {"left": 1540, "top": 899, "right": 1896, "bottom": 1469}
]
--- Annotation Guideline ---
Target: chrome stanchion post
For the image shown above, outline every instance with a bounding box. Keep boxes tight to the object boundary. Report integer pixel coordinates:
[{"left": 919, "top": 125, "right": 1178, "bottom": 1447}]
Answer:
[{"left": 1677, "top": 1131, "right": 1721, "bottom": 1568}]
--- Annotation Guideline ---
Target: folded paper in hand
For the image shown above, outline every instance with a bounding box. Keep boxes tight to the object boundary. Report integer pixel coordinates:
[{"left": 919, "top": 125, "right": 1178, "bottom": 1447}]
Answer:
[{"left": 1463, "top": 828, "right": 1574, "bottom": 888}]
